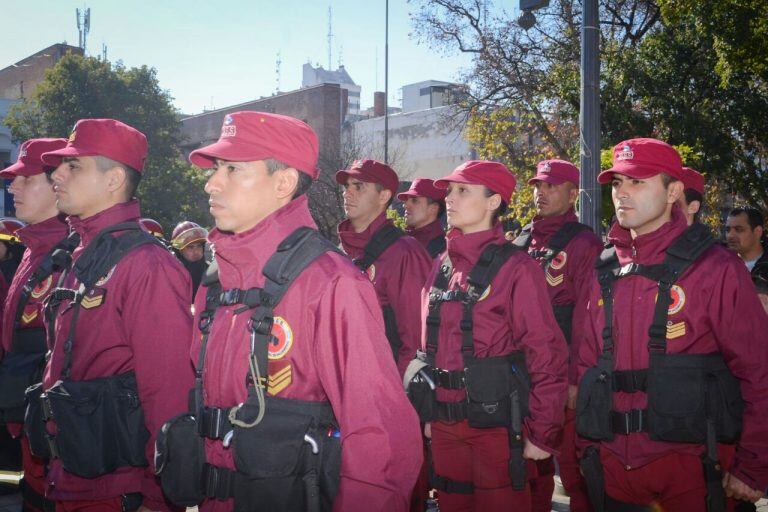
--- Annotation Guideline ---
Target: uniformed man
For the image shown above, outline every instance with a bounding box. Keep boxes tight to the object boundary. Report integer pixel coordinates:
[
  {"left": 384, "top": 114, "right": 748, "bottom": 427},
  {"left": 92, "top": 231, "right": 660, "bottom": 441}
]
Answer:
[
  {"left": 0, "top": 138, "right": 69, "bottom": 512},
  {"left": 162, "top": 111, "right": 422, "bottom": 511},
  {"left": 726, "top": 207, "right": 767, "bottom": 273},
  {"left": 678, "top": 166, "right": 705, "bottom": 226},
  {"left": 170, "top": 221, "right": 209, "bottom": 296},
  {"left": 576, "top": 138, "right": 768, "bottom": 509},
  {"left": 30, "top": 118, "right": 195, "bottom": 512},
  {"left": 516, "top": 159, "right": 602, "bottom": 512},
  {"left": 336, "top": 160, "right": 433, "bottom": 376},
  {"left": 397, "top": 178, "right": 447, "bottom": 258}
]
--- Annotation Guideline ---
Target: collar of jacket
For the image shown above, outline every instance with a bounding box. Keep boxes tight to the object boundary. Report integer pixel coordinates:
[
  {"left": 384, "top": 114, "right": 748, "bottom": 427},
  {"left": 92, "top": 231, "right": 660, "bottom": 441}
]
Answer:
[
  {"left": 209, "top": 195, "right": 318, "bottom": 289},
  {"left": 17, "top": 214, "right": 69, "bottom": 256},
  {"left": 529, "top": 209, "right": 578, "bottom": 250},
  {"left": 608, "top": 204, "right": 688, "bottom": 266},
  {"left": 446, "top": 223, "right": 507, "bottom": 271},
  {"left": 68, "top": 200, "right": 141, "bottom": 249},
  {"left": 337, "top": 211, "right": 390, "bottom": 260},
  {"left": 406, "top": 219, "right": 444, "bottom": 247}
]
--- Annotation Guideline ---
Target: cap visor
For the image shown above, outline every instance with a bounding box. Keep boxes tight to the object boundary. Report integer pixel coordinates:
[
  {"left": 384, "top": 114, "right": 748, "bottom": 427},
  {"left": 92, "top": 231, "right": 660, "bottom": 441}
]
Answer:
[
  {"left": 396, "top": 191, "right": 419, "bottom": 201},
  {"left": 598, "top": 163, "right": 663, "bottom": 184},
  {"left": 434, "top": 173, "right": 475, "bottom": 189},
  {"left": 189, "top": 140, "right": 270, "bottom": 168},
  {"left": 41, "top": 146, "right": 101, "bottom": 167},
  {"left": 0, "top": 162, "right": 25, "bottom": 178}
]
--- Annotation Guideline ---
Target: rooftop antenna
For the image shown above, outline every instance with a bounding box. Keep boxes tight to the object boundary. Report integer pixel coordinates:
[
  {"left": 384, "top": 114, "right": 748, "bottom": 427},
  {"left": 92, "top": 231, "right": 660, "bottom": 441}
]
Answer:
[
  {"left": 338, "top": 44, "right": 343, "bottom": 67},
  {"left": 76, "top": 7, "right": 91, "bottom": 52},
  {"left": 327, "top": 5, "right": 333, "bottom": 69},
  {"left": 101, "top": 42, "right": 108, "bottom": 61},
  {"left": 275, "top": 51, "right": 282, "bottom": 94}
]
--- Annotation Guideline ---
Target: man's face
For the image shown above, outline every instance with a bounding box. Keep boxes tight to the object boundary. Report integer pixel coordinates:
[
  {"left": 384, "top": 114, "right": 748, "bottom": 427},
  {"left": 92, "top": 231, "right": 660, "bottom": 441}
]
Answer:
[
  {"left": 51, "top": 156, "right": 113, "bottom": 218},
  {"left": 611, "top": 173, "right": 681, "bottom": 236},
  {"left": 725, "top": 213, "right": 763, "bottom": 256},
  {"left": 180, "top": 242, "right": 205, "bottom": 263},
  {"left": 533, "top": 180, "right": 576, "bottom": 217},
  {"left": 8, "top": 173, "right": 58, "bottom": 224},
  {"left": 204, "top": 159, "right": 281, "bottom": 234},
  {"left": 342, "top": 177, "right": 389, "bottom": 224},
  {"left": 403, "top": 196, "right": 438, "bottom": 229}
]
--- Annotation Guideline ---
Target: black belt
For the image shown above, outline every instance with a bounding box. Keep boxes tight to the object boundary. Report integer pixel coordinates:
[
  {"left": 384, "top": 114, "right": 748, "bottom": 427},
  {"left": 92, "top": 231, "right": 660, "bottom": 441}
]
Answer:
[
  {"left": 202, "top": 463, "right": 237, "bottom": 500},
  {"left": 612, "top": 370, "right": 648, "bottom": 393},
  {"left": 436, "top": 401, "right": 467, "bottom": 422}
]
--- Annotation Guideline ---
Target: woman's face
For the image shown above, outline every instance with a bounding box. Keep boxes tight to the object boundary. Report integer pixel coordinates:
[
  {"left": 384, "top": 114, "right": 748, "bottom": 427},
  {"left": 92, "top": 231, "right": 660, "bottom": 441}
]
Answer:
[{"left": 444, "top": 182, "right": 500, "bottom": 234}]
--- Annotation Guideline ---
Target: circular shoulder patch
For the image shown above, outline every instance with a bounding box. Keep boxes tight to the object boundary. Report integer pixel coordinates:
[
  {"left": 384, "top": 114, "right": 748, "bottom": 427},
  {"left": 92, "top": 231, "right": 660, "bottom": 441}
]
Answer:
[
  {"left": 549, "top": 251, "right": 567, "bottom": 271},
  {"left": 667, "top": 285, "right": 686, "bottom": 315},
  {"left": 30, "top": 275, "right": 53, "bottom": 299},
  {"left": 268, "top": 316, "right": 294, "bottom": 360}
]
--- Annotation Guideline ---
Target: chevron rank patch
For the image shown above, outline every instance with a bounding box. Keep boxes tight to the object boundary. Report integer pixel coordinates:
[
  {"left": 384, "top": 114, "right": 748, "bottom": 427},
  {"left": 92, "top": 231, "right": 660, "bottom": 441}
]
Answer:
[
  {"left": 666, "top": 321, "right": 686, "bottom": 340},
  {"left": 21, "top": 305, "right": 38, "bottom": 325},
  {"left": 267, "top": 360, "right": 292, "bottom": 396},
  {"left": 546, "top": 270, "right": 564, "bottom": 287},
  {"left": 81, "top": 288, "right": 106, "bottom": 309}
]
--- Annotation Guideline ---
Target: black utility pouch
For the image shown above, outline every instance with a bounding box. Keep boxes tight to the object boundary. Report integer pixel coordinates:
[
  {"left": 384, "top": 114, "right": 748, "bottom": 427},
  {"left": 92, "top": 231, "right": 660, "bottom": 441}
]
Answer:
[
  {"left": 231, "top": 394, "right": 325, "bottom": 479},
  {"left": 647, "top": 352, "right": 742, "bottom": 444},
  {"left": 319, "top": 431, "right": 341, "bottom": 506},
  {"left": 47, "top": 372, "right": 149, "bottom": 478},
  {"left": 576, "top": 358, "right": 614, "bottom": 441},
  {"left": 155, "top": 412, "right": 205, "bottom": 507},
  {"left": 0, "top": 352, "right": 46, "bottom": 423},
  {"left": 24, "top": 382, "right": 50, "bottom": 459},
  {"left": 407, "top": 369, "right": 436, "bottom": 423},
  {"left": 465, "top": 356, "right": 512, "bottom": 429}
]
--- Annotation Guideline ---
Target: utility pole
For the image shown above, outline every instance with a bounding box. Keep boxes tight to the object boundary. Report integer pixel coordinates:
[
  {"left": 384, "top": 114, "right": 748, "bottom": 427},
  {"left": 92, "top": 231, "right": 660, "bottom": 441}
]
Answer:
[
  {"left": 384, "top": 0, "right": 389, "bottom": 164},
  {"left": 519, "top": 0, "right": 601, "bottom": 231}
]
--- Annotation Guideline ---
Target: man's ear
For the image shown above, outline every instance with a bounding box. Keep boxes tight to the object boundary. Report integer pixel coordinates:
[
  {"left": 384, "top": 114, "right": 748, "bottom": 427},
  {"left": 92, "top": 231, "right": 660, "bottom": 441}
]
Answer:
[
  {"left": 667, "top": 180, "right": 684, "bottom": 204},
  {"left": 105, "top": 165, "right": 127, "bottom": 195},
  {"left": 274, "top": 167, "right": 299, "bottom": 200}
]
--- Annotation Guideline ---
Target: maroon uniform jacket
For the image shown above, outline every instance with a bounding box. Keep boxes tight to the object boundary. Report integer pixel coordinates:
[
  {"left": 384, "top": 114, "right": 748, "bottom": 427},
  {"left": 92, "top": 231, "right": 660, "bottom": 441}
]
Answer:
[
  {"left": 422, "top": 224, "right": 569, "bottom": 453},
  {"left": 193, "top": 197, "right": 422, "bottom": 512},
  {"left": 526, "top": 210, "right": 603, "bottom": 384},
  {"left": 406, "top": 219, "right": 445, "bottom": 256},
  {"left": 576, "top": 208, "right": 768, "bottom": 492},
  {"left": 338, "top": 212, "right": 433, "bottom": 376},
  {"left": 2, "top": 215, "right": 69, "bottom": 441},
  {"left": 42, "top": 201, "right": 194, "bottom": 511}
]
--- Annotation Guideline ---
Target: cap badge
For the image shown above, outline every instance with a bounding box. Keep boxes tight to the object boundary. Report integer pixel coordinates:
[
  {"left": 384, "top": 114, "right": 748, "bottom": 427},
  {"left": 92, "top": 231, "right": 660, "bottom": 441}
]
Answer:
[
  {"left": 351, "top": 160, "right": 363, "bottom": 170},
  {"left": 616, "top": 144, "right": 634, "bottom": 161},
  {"left": 541, "top": 162, "right": 551, "bottom": 173},
  {"left": 19, "top": 149, "right": 27, "bottom": 158},
  {"left": 221, "top": 116, "right": 237, "bottom": 138}
]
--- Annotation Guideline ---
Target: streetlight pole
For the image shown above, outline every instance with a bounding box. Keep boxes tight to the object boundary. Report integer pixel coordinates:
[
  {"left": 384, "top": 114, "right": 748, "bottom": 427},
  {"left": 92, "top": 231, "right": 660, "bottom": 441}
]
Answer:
[
  {"left": 384, "top": 0, "right": 389, "bottom": 164},
  {"left": 519, "top": 0, "right": 602, "bottom": 231},
  {"left": 579, "top": 0, "right": 601, "bottom": 231}
]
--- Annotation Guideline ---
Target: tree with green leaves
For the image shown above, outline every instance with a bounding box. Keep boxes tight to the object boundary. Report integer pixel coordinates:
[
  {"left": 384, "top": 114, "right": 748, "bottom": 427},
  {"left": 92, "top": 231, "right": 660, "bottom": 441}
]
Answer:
[
  {"left": 410, "top": 0, "right": 768, "bottom": 226},
  {"left": 4, "top": 53, "right": 209, "bottom": 232}
]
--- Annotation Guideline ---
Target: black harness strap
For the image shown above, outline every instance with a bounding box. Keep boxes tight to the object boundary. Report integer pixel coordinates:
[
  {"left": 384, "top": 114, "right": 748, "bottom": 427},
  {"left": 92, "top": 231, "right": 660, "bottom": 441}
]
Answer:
[
  {"left": 352, "top": 223, "right": 403, "bottom": 271},
  {"left": 194, "top": 227, "right": 341, "bottom": 438},
  {"left": 514, "top": 221, "right": 592, "bottom": 270},
  {"left": 45, "top": 223, "right": 165, "bottom": 380},
  {"left": 425, "top": 235, "right": 446, "bottom": 259},
  {"left": 10, "top": 232, "right": 79, "bottom": 354}
]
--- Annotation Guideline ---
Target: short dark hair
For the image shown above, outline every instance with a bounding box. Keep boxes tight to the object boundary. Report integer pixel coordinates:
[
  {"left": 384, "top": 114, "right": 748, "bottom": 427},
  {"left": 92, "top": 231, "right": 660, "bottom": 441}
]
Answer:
[
  {"left": 265, "top": 158, "right": 313, "bottom": 199},
  {"left": 427, "top": 197, "right": 446, "bottom": 218},
  {"left": 484, "top": 187, "right": 508, "bottom": 219},
  {"left": 94, "top": 156, "right": 141, "bottom": 200},
  {"left": 683, "top": 189, "right": 703, "bottom": 223},
  {"left": 728, "top": 207, "right": 764, "bottom": 230}
]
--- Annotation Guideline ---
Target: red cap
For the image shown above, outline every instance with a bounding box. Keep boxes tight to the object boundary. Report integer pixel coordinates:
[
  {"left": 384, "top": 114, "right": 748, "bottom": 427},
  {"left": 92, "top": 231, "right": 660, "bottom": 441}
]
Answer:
[
  {"left": 189, "top": 111, "right": 319, "bottom": 179},
  {"left": 335, "top": 159, "right": 399, "bottom": 196},
  {"left": 397, "top": 178, "right": 446, "bottom": 202},
  {"left": 598, "top": 138, "right": 684, "bottom": 184},
  {"left": 434, "top": 160, "right": 517, "bottom": 202},
  {"left": 528, "top": 159, "right": 579, "bottom": 186},
  {"left": 0, "top": 218, "right": 25, "bottom": 243},
  {"left": 681, "top": 167, "right": 705, "bottom": 194},
  {"left": 139, "top": 218, "right": 165, "bottom": 239},
  {"left": 41, "top": 119, "right": 148, "bottom": 172},
  {"left": 1, "top": 138, "right": 68, "bottom": 179}
]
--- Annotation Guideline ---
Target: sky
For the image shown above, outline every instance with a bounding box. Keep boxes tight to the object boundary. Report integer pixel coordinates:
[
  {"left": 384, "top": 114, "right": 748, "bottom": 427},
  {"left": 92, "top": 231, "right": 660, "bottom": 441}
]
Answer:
[{"left": 0, "top": 0, "right": 513, "bottom": 115}]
